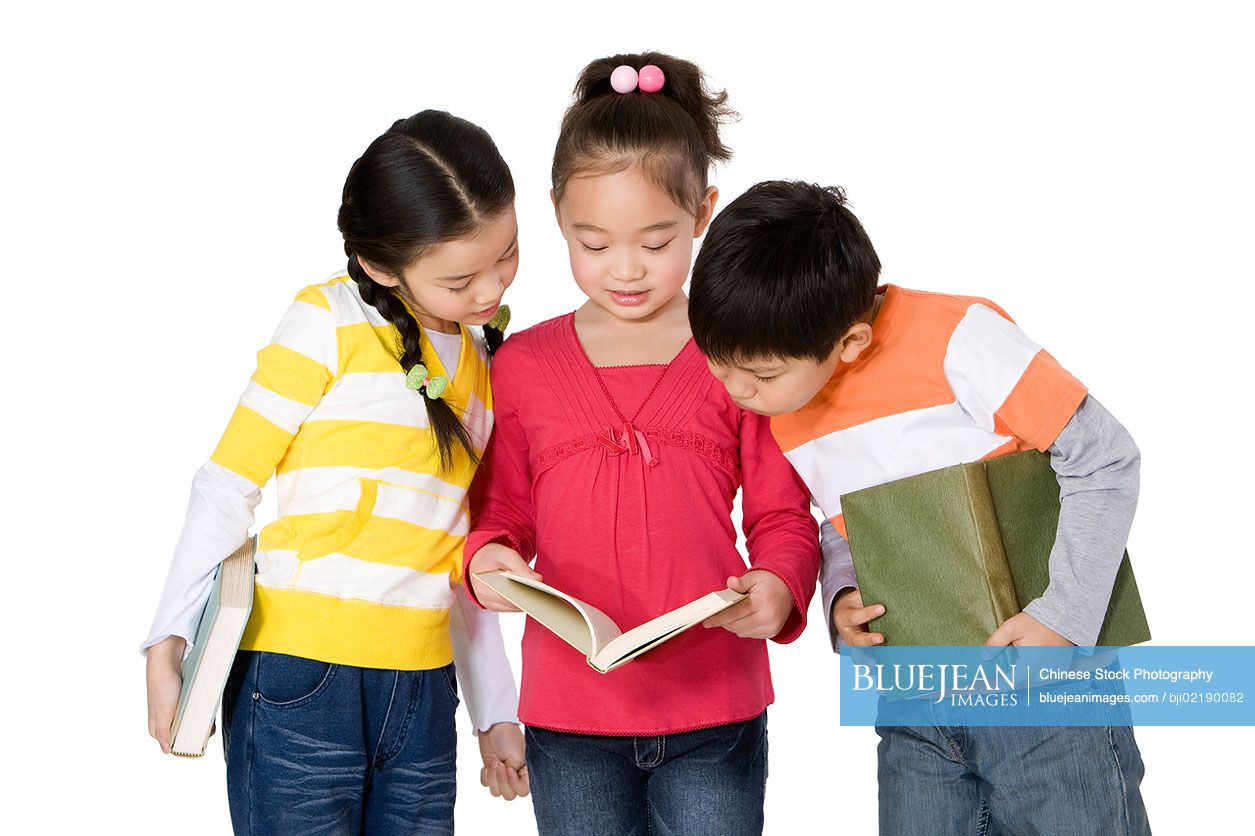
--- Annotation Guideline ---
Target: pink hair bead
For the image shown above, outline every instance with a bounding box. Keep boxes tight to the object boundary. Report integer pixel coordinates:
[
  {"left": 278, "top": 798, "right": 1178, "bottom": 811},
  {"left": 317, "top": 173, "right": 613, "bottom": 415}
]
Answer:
[
  {"left": 637, "top": 64, "right": 665, "bottom": 93},
  {"left": 610, "top": 65, "right": 639, "bottom": 94}
]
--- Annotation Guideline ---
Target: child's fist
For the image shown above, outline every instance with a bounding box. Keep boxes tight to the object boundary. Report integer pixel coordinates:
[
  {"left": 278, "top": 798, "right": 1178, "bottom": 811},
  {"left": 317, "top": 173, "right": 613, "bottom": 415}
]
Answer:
[
  {"left": 985, "top": 612, "right": 1073, "bottom": 647},
  {"left": 702, "top": 570, "right": 795, "bottom": 639},
  {"left": 477, "top": 723, "right": 530, "bottom": 801},
  {"left": 467, "top": 543, "right": 541, "bottom": 612},
  {"left": 832, "top": 588, "right": 885, "bottom": 647}
]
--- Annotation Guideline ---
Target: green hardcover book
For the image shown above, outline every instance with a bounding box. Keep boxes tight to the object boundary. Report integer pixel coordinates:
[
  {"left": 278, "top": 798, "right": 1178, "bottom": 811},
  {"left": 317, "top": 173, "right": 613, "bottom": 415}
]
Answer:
[
  {"left": 843, "top": 463, "right": 1022, "bottom": 646},
  {"left": 983, "top": 451, "right": 1150, "bottom": 647},
  {"left": 842, "top": 451, "right": 1149, "bottom": 646}
]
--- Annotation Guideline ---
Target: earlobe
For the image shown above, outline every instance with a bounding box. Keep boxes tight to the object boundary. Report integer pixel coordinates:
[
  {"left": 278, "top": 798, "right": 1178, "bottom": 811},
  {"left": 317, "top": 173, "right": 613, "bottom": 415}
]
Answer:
[
  {"left": 693, "top": 186, "right": 720, "bottom": 236},
  {"left": 838, "top": 323, "right": 874, "bottom": 363}
]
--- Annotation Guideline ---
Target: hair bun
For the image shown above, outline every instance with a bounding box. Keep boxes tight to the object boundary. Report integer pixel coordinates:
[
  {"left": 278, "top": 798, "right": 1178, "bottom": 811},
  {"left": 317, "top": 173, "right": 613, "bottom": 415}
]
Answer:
[{"left": 573, "top": 51, "right": 737, "bottom": 163}]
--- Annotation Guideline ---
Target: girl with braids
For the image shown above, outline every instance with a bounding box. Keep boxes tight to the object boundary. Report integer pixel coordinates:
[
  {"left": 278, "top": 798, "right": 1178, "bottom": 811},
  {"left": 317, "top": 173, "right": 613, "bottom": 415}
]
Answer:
[
  {"left": 464, "top": 54, "right": 820, "bottom": 836},
  {"left": 143, "top": 110, "right": 529, "bottom": 834}
]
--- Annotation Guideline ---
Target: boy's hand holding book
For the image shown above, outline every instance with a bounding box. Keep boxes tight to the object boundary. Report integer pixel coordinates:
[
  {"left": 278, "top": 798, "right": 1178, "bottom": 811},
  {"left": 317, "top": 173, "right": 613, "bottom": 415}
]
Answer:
[
  {"left": 702, "top": 570, "right": 794, "bottom": 639},
  {"left": 831, "top": 589, "right": 1072, "bottom": 649},
  {"left": 832, "top": 588, "right": 885, "bottom": 647},
  {"left": 470, "top": 544, "right": 543, "bottom": 612},
  {"left": 985, "top": 611, "right": 1073, "bottom": 648}
]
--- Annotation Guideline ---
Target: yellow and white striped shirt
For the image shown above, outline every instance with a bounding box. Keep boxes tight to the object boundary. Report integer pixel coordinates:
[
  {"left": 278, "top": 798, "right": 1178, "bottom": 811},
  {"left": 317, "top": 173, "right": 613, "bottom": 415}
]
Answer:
[{"left": 158, "top": 274, "right": 494, "bottom": 670}]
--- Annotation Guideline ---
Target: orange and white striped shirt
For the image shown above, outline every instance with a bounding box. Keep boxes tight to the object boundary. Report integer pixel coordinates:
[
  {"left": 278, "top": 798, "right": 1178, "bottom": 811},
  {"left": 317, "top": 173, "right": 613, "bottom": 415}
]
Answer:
[{"left": 772, "top": 285, "right": 1088, "bottom": 538}]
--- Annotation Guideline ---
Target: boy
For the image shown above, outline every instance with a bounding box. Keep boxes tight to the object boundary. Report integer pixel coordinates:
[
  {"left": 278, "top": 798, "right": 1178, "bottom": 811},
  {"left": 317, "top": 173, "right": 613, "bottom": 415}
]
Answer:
[{"left": 688, "top": 180, "right": 1150, "bottom": 835}]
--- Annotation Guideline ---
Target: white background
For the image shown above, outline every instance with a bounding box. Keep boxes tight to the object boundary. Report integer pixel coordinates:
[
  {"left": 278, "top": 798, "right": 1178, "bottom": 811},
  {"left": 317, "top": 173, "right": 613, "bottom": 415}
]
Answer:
[{"left": 4, "top": 1, "right": 1252, "bottom": 833}]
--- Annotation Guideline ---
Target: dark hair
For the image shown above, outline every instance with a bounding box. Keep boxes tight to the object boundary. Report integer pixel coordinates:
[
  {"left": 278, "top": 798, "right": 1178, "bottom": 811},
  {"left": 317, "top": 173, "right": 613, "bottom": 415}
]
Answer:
[
  {"left": 689, "top": 181, "right": 882, "bottom": 364},
  {"left": 552, "top": 52, "right": 736, "bottom": 214},
  {"left": 338, "top": 110, "right": 515, "bottom": 471}
]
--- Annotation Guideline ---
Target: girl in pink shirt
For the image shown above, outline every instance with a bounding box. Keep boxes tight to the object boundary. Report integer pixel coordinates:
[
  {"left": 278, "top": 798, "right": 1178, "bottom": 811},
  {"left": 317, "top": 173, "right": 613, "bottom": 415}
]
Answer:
[{"left": 464, "top": 53, "right": 820, "bottom": 836}]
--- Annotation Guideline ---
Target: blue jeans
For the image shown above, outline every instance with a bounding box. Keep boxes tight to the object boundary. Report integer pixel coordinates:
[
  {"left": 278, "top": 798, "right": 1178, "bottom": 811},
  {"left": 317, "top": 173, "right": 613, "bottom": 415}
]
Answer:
[
  {"left": 876, "top": 724, "right": 1151, "bottom": 835},
  {"left": 524, "top": 713, "right": 768, "bottom": 836},
  {"left": 222, "top": 650, "right": 459, "bottom": 836}
]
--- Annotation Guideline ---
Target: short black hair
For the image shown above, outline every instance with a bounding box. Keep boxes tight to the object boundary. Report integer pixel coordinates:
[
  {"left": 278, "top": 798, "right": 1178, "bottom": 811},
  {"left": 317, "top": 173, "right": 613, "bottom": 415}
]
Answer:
[{"left": 689, "top": 180, "right": 881, "bottom": 364}]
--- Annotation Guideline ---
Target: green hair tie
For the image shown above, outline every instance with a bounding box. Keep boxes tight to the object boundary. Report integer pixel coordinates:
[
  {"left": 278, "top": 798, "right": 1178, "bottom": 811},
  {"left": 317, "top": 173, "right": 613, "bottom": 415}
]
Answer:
[
  {"left": 487, "top": 304, "right": 511, "bottom": 333},
  {"left": 404, "top": 364, "right": 429, "bottom": 391},
  {"left": 404, "top": 364, "right": 449, "bottom": 400},
  {"left": 423, "top": 375, "right": 449, "bottom": 400}
]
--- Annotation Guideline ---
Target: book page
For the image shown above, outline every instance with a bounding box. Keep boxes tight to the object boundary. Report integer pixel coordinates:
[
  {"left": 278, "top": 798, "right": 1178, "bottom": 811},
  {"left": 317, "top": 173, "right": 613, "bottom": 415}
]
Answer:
[
  {"left": 171, "top": 606, "right": 251, "bottom": 756},
  {"left": 594, "top": 588, "right": 745, "bottom": 673},
  {"left": 473, "top": 572, "right": 624, "bottom": 658}
]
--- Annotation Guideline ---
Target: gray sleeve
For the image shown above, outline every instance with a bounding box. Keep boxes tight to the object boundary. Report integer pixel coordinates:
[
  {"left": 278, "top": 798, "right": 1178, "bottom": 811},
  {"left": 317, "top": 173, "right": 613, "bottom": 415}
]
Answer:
[
  {"left": 819, "top": 518, "right": 858, "bottom": 653},
  {"left": 1021, "top": 394, "right": 1141, "bottom": 646}
]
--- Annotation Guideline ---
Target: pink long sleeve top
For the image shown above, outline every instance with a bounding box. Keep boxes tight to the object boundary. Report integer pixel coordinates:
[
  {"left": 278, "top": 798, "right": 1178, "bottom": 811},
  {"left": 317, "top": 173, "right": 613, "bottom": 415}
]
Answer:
[{"left": 465, "top": 314, "right": 820, "bottom": 736}]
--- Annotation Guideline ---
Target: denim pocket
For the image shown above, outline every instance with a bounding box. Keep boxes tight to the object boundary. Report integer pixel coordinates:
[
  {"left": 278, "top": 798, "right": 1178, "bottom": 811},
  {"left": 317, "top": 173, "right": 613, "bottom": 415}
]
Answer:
[
  {"left": 221, "top": 650, "right": 253, "bottom": 751},
  {"left": 254, "top": 652, "right": 338, "bottom": 709},
  {"left": 438, "top": 663, "right": 460, "bottom": 706}
]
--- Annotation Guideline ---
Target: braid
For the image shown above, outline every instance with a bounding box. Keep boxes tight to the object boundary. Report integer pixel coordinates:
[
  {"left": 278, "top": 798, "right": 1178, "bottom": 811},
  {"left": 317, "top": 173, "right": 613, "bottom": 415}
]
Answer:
[
  {"left": 347, "top": 255, "right": 479, "bottom": 472},
  {"left": 336, "top": 110, "right": 514, "bottom": 469}
]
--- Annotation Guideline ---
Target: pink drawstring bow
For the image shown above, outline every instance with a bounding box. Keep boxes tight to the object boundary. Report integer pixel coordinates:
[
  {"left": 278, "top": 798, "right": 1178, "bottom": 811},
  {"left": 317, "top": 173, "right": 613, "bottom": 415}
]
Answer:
[{"left": 597, "top": 422, "right": 659, "bottom": 466}]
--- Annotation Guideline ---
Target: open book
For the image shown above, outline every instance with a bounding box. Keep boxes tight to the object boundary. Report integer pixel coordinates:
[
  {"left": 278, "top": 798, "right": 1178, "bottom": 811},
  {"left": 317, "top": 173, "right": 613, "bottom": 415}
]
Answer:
[
  {"left": 473, "top": 571, "right": 745, "bottom": 673},
  {"left": 170, "top": 537, "right": 256, "bottom": 757}
]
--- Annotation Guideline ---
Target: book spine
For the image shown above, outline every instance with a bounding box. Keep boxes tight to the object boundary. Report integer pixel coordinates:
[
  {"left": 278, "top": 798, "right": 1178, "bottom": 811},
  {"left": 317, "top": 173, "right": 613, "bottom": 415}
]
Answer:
[{"left": 962, "top": 463, "right": 1021, "bottom": 627}]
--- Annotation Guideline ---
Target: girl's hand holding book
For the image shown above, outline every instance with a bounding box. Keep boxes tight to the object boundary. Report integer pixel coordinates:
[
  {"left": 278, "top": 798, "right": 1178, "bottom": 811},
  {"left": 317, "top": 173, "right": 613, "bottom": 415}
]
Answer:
[
  {"left": 468, "top": 544, "right": 542, "bottom": 612},
  {"left": 702, "top": 570, "right": 795, "bottom": 639},
  {"left": 145, "top": 635, "right": 187, "bottom": 753}
]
